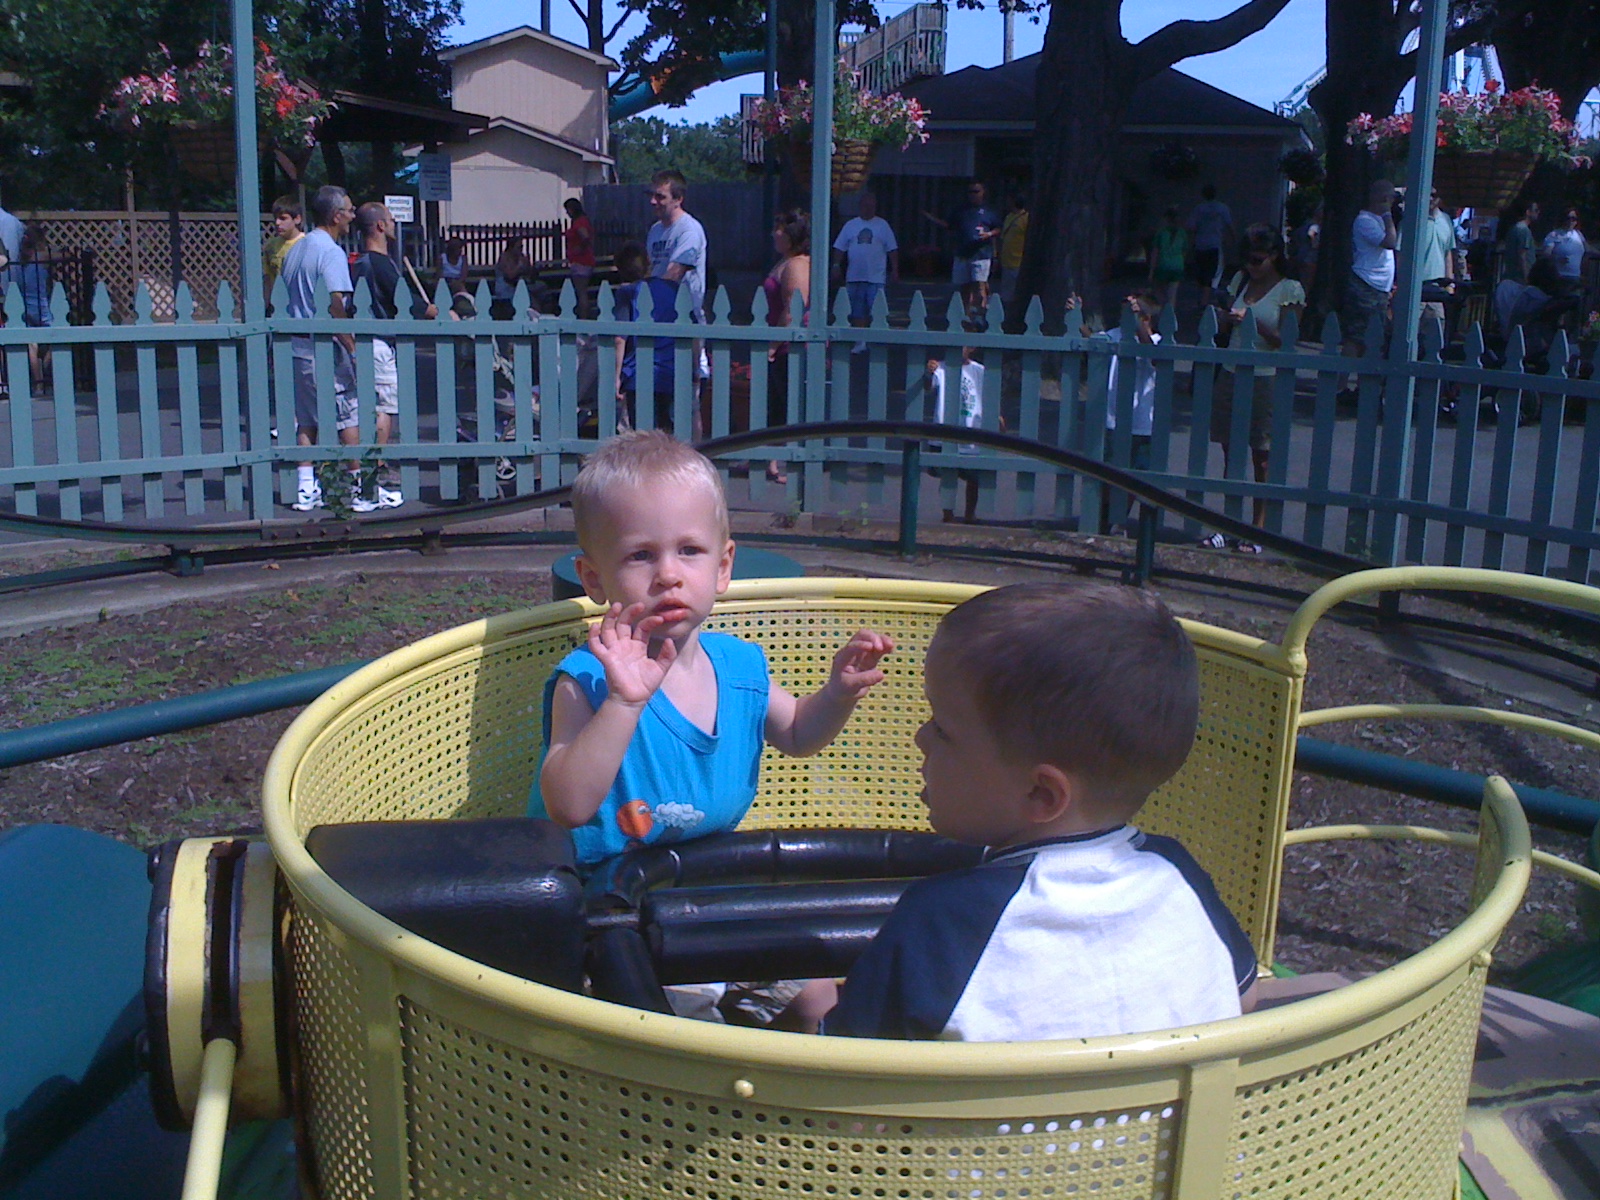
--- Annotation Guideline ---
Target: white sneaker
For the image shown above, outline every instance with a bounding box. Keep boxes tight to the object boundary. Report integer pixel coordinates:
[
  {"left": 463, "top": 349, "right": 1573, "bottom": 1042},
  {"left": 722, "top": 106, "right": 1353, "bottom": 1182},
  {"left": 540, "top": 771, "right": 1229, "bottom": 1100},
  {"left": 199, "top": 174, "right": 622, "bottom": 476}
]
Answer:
[
  {"left": 349, "top": 492, "right": 379, "bottom": 514},
  {"left": 376, "top": 484, "right": 404, "bottom": 508},
  {"left": 292, "top": 484, "right": 324, "bottom": 511}
]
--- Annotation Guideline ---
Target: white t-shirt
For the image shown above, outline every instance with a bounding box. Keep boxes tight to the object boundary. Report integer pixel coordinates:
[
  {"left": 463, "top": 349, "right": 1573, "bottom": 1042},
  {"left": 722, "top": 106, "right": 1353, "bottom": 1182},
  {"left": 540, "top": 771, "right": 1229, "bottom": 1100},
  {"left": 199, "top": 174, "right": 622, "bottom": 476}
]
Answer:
[
  {"left": 1222, "top": 272, "right": 1307, "bottom": 351},
  {"left": 930, "top": 359, "right": 985, "bottom": 455},
  {"left": 1100, "top": 328, "right": 1161, "bottom": 436},
  {"left": 1351, "top": 210, "right": 1395, "bottom": 291},
  {"left": 0, "top": 207, "right": 21, "bottom": 264},
  {"left": 1543, "top": 228, "right": 1588, "bottom": 280},
  {"left": 647, "top": 212, "right": 707, "bottom": 317},
  {"left": 832, "top": 216, "right": 899, "bottom": 284}
]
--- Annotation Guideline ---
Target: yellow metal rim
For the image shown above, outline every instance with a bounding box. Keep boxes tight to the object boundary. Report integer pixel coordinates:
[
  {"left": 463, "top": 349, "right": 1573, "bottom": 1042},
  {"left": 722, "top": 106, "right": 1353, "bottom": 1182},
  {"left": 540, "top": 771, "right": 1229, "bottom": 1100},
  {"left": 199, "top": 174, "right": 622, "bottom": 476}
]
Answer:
[{"left": 262, "top": 577, "right": 1532, "bottom": 1081}]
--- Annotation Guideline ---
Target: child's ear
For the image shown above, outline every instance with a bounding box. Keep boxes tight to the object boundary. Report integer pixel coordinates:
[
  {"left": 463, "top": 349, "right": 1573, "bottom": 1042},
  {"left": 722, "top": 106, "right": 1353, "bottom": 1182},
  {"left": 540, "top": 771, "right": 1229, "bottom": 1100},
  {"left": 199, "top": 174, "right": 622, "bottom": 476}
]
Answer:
[
  {"left": 716, "top": 539, "right": 737, "bottom": 594},
  {"left": 574, "top": 554, "right": 607, "bottom": 604},
  {"left": 1025, "top": 764, "right": 1075, "bottom": 825}
]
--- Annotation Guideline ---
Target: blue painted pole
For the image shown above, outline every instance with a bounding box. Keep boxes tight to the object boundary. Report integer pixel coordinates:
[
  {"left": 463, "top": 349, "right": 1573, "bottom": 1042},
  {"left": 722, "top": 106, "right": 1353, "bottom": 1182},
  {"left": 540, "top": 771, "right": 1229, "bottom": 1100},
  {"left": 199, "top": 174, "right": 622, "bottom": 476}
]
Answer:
[
  {"left": 233, "top": 0, "right": 265, "bottom": 322},
  {"left": 232, "top": 0, "right": 275, "bottom": 520},
  {"left": 1296, "top": 735, "right": 1600, "bottom": 835},
  {"left": 1374, "top": 0, "right": 1450, "bottom": 564},
  {"left": 0, "top": 662, "right": 367, "bottom": 770}
]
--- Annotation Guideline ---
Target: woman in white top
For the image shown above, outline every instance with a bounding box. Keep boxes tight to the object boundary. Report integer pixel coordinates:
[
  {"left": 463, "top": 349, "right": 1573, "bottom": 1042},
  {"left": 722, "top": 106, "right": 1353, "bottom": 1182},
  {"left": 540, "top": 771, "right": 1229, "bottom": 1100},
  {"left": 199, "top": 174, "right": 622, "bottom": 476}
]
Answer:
[
  {"left": 1208, "top": 225, "right": 1304, "bottom": 548},
  {"left": 1543, "top": 208, "right": 1588, "bottom": 284}
]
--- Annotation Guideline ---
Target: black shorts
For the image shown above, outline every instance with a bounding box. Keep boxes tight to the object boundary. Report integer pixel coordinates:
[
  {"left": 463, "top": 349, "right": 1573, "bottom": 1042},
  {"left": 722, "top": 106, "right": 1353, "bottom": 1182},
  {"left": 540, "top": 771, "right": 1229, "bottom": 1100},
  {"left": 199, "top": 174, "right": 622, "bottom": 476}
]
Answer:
[{"left": 1191, "top": 247, "right": 1224, "bottom": 288}]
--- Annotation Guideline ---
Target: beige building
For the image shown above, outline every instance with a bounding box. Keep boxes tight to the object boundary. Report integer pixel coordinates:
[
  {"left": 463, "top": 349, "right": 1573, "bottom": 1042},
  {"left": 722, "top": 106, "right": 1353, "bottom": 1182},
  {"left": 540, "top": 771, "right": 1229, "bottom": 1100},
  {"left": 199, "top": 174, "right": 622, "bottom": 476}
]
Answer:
[{"left": 439, "top": 26, "right": 616, "bottom": 226}]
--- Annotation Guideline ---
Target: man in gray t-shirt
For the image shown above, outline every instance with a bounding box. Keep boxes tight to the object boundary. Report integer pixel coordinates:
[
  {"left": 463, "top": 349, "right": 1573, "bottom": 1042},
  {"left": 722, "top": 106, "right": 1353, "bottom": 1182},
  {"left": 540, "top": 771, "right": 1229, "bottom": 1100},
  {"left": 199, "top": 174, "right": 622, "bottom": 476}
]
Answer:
[
  {"left": 279, "top": 184, "right": 357, "bottom": 510},
  {"left": 645, "top": 169, "right": 709, "bottom": 414},
  {"left": 645, "top": 169, "right": 707, "bottom": 320}
]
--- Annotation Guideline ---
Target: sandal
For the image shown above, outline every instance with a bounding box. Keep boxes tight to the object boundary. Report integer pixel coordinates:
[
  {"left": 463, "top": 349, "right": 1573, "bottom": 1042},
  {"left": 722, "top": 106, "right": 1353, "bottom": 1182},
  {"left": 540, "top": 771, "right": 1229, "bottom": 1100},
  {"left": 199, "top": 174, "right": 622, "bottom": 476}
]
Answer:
[{"left": 1197, "top": 532, "right": 1229, "bottom": 549}]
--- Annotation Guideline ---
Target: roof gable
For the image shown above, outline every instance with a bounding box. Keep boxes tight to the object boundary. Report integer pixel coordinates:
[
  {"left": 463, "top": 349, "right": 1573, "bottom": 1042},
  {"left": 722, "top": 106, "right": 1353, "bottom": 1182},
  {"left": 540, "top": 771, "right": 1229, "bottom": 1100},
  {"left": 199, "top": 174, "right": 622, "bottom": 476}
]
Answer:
[
  {"left": 440, "top": 25, "right": 617, "bottom": 70},
  {"left": 900, "top": 55, "right": 1297, "bottom": 131}
]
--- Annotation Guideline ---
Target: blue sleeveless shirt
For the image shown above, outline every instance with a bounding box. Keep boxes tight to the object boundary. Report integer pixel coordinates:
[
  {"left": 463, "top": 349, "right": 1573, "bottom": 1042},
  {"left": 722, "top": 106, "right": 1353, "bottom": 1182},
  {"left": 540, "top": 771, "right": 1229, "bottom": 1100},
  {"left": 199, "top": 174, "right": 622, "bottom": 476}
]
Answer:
[{"left": 528, "top": 631, "right": 771, "bottom": 865}]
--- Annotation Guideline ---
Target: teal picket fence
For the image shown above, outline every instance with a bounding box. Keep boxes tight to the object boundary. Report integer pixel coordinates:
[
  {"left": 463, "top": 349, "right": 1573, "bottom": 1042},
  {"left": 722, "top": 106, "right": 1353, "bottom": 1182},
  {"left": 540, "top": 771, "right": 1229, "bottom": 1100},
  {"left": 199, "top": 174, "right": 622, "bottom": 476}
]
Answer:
[{"left": 2, "top": 273, "right": 1599, "bottom": 580}]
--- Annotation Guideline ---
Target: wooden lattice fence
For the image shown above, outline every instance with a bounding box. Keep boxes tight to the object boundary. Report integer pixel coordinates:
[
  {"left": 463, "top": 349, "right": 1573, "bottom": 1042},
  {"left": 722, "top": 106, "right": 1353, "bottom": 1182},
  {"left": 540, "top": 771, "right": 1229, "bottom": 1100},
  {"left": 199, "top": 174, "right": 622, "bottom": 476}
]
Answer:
[{"left": 14, "top": 211, "right": 275, "bottom": 322}]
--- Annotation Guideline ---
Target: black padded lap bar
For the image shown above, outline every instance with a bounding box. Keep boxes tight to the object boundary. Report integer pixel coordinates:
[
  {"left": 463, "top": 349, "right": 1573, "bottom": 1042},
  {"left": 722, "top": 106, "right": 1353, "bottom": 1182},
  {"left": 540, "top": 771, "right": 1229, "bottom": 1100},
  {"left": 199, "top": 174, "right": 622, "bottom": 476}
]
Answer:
[
  {"left": 306, "top": 818, "right": 585, "bottom": 992},
  {"left": 586, "top": 829, "right": 981, "bottom": 912},
  {"left": 650, "top": 913, "right": 890, "bottom": 984},
  {"left": 642, "top": 880, "right": 909, "bottom": 928}
]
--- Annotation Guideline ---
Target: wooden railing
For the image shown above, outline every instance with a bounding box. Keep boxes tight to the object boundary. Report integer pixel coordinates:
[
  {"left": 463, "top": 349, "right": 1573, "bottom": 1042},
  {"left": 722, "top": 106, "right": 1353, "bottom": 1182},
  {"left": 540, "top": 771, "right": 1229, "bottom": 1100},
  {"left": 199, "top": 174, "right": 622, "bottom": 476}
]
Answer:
[{"left": 1, "top": 274, "right": 1598, "bottom": 584}]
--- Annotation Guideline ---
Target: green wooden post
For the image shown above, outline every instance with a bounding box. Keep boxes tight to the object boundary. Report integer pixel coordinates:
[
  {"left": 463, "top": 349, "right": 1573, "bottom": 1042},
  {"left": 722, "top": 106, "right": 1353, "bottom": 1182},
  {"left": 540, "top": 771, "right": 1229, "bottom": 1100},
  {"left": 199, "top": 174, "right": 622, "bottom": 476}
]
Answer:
[
  {"left": 1373, "top": 0, "right": 1449, "bottom": 563},
  {"left": 232, "top": 0, "right": 273, "bottom": 521}
]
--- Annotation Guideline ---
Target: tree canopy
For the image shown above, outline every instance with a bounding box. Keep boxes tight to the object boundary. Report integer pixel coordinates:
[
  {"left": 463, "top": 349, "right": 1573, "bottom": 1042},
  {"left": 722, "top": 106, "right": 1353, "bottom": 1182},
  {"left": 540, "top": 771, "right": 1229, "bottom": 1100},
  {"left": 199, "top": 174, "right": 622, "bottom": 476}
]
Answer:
[
  {"left": 610, "top": 114, "right": 750, "bottom": 183},
  {"left": 0, "top": 0, "right": 459, "bottom": 208}
]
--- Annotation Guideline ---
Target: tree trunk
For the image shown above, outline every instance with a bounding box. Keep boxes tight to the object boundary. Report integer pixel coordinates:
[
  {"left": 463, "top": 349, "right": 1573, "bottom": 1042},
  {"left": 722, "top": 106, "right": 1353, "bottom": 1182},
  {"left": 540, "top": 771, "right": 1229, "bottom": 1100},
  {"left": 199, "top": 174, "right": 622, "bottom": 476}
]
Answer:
[
  {"left": 775, "top": 0, "right": 825, "bottom": 209},
  {"left": 1019, "top": 14, "right": 1126, "bottom": 332},
  {"left": 1305, "top": 0, "right": 1408, "bottom": 331},
  {"left": 1494, "top": 1, "right": 1600, "bottom": 120},
  {"left": 1016, "top": 0, "right": 1295, "bottom": 333}
]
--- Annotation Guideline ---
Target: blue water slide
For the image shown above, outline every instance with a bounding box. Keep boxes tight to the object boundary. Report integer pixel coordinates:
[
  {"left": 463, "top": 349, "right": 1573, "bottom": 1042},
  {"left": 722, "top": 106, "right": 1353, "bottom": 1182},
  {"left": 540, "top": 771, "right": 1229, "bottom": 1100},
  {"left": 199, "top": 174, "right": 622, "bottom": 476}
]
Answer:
[{"left": 609, "top": 49, "right": 769, "bottom": 121}]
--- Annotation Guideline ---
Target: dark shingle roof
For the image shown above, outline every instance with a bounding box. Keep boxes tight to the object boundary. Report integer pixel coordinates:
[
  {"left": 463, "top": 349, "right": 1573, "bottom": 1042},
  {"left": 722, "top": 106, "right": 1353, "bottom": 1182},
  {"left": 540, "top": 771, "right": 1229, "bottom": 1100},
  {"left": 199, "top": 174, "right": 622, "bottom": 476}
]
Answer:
[{"left": 900, "top": 55, "right": 1296, "bottom": 131}]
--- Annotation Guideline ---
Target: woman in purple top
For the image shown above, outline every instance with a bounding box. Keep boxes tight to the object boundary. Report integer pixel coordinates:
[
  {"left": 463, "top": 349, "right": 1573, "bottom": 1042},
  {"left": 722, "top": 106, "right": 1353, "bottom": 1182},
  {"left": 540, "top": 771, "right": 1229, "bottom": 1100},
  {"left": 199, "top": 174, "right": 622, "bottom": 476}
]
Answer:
[{"left": 761, "top": 209, "right": 810, "bottom": 485}]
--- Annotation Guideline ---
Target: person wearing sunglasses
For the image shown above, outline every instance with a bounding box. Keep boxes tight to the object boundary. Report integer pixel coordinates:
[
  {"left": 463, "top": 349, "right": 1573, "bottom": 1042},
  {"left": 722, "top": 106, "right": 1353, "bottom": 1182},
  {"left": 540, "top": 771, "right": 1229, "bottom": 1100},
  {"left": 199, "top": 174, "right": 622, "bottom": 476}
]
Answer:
[{"left": 1203, "top": 225, "right": 1304, "bottom": 553}]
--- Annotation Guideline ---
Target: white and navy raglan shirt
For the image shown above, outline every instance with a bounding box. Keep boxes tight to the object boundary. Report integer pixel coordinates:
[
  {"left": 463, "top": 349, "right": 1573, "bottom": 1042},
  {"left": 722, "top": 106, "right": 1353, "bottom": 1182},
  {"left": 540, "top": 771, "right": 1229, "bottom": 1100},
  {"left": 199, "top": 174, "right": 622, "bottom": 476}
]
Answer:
[{"left": 824, "top": 827, "right": 1257, "bottom": 1041}]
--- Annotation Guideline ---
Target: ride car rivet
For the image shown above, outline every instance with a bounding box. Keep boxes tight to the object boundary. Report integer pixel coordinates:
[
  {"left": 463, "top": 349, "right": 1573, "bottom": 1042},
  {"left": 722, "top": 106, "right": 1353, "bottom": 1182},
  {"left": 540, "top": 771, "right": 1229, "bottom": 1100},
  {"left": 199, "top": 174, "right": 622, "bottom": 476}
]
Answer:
[{"left": 733, "top": 1078, "right": 756, "bottom": 1099}]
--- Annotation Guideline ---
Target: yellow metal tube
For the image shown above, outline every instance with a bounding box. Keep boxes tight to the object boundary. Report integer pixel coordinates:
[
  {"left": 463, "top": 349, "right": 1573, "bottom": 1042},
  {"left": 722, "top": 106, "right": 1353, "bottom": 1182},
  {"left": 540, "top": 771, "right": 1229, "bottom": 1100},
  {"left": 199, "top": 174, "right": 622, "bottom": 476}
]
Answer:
[
  {"left": 1285, "top": 823, "right": 1600, "bottom": 893},
  {"left": 180, "top": 1038, "right": 237, "bottom": 1200}
]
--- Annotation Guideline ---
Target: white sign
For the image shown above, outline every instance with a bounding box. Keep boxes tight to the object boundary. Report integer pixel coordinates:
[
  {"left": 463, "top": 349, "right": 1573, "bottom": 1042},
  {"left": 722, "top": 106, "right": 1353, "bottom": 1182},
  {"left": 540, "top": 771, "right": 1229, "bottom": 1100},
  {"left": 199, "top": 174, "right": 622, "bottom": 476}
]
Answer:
[
  {"left": 384, "top": 194, "right": 416, "bottom": 223},
  {"left": 417, "top": 153, "right": 452, "bottom": 203}
]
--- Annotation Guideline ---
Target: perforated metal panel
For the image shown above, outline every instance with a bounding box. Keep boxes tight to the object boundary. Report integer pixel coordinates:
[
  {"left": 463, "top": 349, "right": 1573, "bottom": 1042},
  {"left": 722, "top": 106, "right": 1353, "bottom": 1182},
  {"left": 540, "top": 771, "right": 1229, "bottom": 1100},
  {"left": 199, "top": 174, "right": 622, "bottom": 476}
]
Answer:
[
  {"left": 397, "top": 994, "right": 1185, "bottom": 1199},
  {"left": 285, "top": 912, "right": 375, "bottom": 1197},
  {"left": 1225, "top": 972, "right": 1485, "bottom": 1198},
  {"left": 1140, "top": 644, "right": 1299, "bottom": 962}
]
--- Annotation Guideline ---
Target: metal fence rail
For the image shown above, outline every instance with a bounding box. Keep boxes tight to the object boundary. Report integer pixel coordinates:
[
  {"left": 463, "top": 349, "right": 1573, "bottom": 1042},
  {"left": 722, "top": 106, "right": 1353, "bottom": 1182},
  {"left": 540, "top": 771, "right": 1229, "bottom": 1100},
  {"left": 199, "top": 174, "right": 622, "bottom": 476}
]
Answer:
[{"left": 2, "top": 273, "right": 1598, "bottom": 581}]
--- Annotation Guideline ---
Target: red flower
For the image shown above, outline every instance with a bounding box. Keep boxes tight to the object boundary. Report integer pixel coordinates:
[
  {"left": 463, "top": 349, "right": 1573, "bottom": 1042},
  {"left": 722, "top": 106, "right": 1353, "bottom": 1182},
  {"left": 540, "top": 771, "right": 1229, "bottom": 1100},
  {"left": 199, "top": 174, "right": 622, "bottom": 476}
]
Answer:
[{"left": 1485, "top": 78, "right": 1500, "bottom": 94}]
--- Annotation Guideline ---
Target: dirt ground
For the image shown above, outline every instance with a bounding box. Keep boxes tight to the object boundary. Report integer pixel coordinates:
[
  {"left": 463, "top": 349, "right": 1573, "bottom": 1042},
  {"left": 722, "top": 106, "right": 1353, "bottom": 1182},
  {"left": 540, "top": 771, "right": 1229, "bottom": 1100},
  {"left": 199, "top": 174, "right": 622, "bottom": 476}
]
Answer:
[{"left": 0, "top": 527, "right": 1594, "bottom": 985}]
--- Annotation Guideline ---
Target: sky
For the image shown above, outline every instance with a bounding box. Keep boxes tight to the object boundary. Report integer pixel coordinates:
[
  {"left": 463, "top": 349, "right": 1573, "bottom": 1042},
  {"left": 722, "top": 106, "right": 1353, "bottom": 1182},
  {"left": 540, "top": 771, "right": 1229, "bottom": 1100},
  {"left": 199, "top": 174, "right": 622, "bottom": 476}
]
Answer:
[{"left": 449, "top": 0, "right": 1329, "bottom": 124}]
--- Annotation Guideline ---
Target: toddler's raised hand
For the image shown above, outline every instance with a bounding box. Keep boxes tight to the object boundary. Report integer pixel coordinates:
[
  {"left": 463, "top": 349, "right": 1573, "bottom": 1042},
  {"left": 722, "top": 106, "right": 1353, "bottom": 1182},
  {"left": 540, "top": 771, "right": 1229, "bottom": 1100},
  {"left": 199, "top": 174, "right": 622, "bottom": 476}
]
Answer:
[
  {"left": 829, "top": 629, "right": 896, "bottom": 700},
  {"left": 589, "top": 602, "right": 677, "bottom": 707}
]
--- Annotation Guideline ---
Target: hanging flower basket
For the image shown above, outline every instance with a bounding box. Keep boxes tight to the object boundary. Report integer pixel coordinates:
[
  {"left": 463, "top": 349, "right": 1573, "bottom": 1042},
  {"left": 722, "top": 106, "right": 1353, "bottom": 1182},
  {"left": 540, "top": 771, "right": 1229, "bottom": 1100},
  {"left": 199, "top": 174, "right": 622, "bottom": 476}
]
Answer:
[
  {"left": 1347, "top": 82, "right": 1590, "bottom": 209},
  {"left": 103, "top": 40, "right": 332, "bottom": 176},
  {"left": 752, "top": 63, "right": 928, "bottom": 198},
  {"left": 1429, "top": 150, "right": 1537, "bottom": 211},
  {"left": 787, "top": 138, "right": 876, "bottom": 196}
]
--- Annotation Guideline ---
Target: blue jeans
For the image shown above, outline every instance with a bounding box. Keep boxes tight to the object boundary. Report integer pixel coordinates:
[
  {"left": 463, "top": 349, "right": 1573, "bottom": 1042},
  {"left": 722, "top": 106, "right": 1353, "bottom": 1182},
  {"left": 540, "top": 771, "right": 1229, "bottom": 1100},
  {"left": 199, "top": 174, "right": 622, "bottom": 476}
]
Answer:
[{"left": 847, "top": 281, "right": 881, "bottom": 325}]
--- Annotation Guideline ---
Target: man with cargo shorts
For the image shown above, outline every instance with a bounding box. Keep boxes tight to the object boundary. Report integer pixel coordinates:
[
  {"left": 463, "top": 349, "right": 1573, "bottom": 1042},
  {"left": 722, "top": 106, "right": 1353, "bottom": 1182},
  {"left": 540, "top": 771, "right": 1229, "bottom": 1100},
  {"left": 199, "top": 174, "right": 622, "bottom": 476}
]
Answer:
[
  {"left": 924, "top": 181, "right": 999, "bottom": 326},
  {"left": 352, "top": 201, "right": 437, "bottom": 510},
  {"left": 281, "top": 185, "right": 357, "bottom": 510}
]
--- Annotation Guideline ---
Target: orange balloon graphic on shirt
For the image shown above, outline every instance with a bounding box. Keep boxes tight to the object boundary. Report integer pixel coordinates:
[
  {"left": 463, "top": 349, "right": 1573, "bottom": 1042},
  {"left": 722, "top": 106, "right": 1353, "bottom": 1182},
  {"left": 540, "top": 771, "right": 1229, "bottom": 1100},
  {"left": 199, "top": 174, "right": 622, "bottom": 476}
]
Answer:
[{"left": 616, "top": 799, "right": 654, "bottom": 840}]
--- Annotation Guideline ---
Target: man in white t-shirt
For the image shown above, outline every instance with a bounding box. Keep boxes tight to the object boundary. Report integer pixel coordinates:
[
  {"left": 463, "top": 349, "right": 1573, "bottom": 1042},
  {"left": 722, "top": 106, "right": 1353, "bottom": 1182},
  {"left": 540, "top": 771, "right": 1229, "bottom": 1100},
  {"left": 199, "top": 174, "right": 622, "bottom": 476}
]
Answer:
[
  {"left": 280, "top": 184, "right": 357, "bottom": 511},
  {"left": 831, "top": 191, "right": 899, "bottom": 333},
  {"left": 1543, "top": 207, "right": 1589, "bottom": 285},
  {"left": 1343, "top": 179, "right": 1396, "bottom": 356},
  {"left": 0, "top": 198, "right": 22, "bottom": 266}
]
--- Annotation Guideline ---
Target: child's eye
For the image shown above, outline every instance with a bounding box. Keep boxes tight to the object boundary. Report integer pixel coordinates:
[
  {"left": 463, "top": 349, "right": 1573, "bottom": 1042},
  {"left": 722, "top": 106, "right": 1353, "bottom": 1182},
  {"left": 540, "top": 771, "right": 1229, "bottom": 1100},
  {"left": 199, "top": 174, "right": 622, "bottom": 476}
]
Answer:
[
  {"left": 680, "top": 544, "right": 704, "bottom": 557},
  {"left": 628, "top": 549, "right": 652, "bottom": 562}
]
